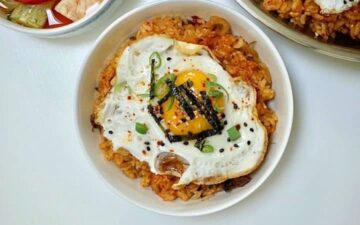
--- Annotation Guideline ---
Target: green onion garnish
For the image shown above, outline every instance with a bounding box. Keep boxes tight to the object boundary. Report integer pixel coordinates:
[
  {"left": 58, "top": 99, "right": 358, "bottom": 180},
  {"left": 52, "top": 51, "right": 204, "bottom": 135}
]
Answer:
[
  {"left": 137, "top": 93, "right": 150, "bottom": 98},
  {"left": 202, "top": 144, "right": 214, "bottom": 153},
  {"left": 149, "top": 51, "right": 162, "bottom": 69},
  {"left": 214, "top": 101, "right": 222, "bottom": 113},
  {"left": 135, "top": 122, "right": 148, "bottom": 134},
  {"left": 114, "top": 81, "right": 128, "bottom": 93},
  {"left": 155, "top": 73, "right": 175, "bottom": 98},
  {"left": 206, "top": 81, "right": 229, "bottom": 101},
  {"left": 227, "top": 126, "right": 241, "bottom": 141},
  {"left": 166, "top": 96, "right": 175, "bottom": 112},
  {"left": 207, "top": 73, "right": 217, "bottom": 81},
  {"left": 207, "top": 90, "right": 224, "bottom": 97}
]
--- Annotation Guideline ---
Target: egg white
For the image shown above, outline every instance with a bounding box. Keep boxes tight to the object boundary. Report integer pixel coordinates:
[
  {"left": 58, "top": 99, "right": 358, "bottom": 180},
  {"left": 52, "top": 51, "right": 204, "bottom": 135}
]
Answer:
[
  {"left": 315, "top": 0, "right": 359, "bottom": 14},
  {"left": 98, "top": 36, "right": 267, "bottom": 186}
]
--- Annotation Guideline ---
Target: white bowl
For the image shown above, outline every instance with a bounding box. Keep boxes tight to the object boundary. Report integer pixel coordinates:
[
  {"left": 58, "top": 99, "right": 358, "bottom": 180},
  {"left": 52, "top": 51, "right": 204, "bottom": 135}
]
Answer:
[
  {"left": 76, "top": 0, "right": 293, "bottom": 216},
  {"left": 0, "top": 0, "right": 123, "bottom": 38}
]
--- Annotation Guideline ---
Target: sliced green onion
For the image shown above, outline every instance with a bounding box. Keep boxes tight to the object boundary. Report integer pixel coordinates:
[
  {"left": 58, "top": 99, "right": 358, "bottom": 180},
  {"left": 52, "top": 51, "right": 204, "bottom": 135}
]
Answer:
[
  {"left": 137, "top": 93, "right": 150, "bottom": 98},
  {"left": 114, "top": 81, "right": 129, "bottom": 93},
  {"left": 149, "top": 51, "right": 162, "bottom": 69},
  {"left": 207, "top": 73, "right": 217, "bottom": 82},
  {"left": 207, "top": 90, "right": 224, "bottom": 97},
  {"left": 206, "top": 81, "right": 229, "bottom": 101},
  {"left": 150, "top": 59, "right": 156, "bottom": 99},
  {"left": 135, "top": 122, "right": 148, "bottom": 134},
  {"left": 202, "top": 144, "right": 214, "bottom": 153},
  {"left": 155, "top": 73, "right": 175, "bottom": 98},
  {"left": 227, "top": 126, "right": 241, "bottom": 141},
  {"left": 214, "top": 101, "right": 222, "bottom": 113},
  {"left": 166, "top": 96, "right": 175, "bottom": 112}
]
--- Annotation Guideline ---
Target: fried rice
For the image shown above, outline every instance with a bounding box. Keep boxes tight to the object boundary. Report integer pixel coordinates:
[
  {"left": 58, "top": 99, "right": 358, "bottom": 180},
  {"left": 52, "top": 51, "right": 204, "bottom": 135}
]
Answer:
[
  {"left": 91, "top": 16, "right": 277, "bottom": 201},
  {"left": 262, "top": 0, "right": 360, "bottom": 41}
]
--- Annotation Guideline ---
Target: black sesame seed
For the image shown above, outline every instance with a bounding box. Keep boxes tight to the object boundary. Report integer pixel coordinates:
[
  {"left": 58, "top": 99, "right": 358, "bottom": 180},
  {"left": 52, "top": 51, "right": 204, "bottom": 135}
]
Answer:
[
  {"left": 144, "top": 141, "right": 150, "bottom": 145},
  {"left": 108, "top": 130, "right": 113, "bottom": 135},
  {"left": 234, "top": 144, "right": 239, "bottom": 148},
  {"left": 227, "top": 138, "right": 231, "bottom": 142},
  {"left": 224, "top": 120, "right": 228, "bottom": 125},
  {"left": 166, "top": 57, "right": 172, "bottom": 61},
  {"left": 244, "top": 122, "right": 248, "bottom": 127},
  {"left": 219, "top": 148, "right": 224, "bottom": 153},
  {"left": 232, "top": 102, "right": 239, "bottom": 110},
  {"left": 247, "top": 140, "right": 251, "bottom": 145},
  {"left": 146, "top": 146, "right": 151, "bottom": 151},
  {"left": 183, "top": 141, "right": 189, "bottom": 145},
  {"left": 250, "top": 128, "right": 254, "bottom": 132}
]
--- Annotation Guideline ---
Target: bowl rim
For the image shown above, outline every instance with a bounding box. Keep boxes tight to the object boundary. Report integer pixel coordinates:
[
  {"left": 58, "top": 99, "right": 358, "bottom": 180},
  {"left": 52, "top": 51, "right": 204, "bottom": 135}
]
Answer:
[
  {"left": 235, "top": 0, "right": 360, "bottom": 63},
  {"left": 75, "top": 0, "right": 294, "bottom": 216},
  {"left": 0, "top": 0, "right": 114, "bottom": 36}
]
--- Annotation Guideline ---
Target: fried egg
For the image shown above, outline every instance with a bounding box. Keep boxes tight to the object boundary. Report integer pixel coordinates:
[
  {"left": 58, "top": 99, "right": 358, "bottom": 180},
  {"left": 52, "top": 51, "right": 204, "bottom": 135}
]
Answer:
[
  {"left": 96, "top": 35, "right": 267, "bottom": 187},
  {"left": 315, "top": 0, "right": 359, "bottom": 14}
]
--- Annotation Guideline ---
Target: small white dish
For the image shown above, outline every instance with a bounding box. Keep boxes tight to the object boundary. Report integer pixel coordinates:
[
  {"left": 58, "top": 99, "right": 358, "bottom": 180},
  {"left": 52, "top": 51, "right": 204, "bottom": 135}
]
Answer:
[
  {"left": 76, "top": 0, "right": 293, "bottom": 216},
  {"left": 0, "top": 0, "right": 123, "bottom": 38}
]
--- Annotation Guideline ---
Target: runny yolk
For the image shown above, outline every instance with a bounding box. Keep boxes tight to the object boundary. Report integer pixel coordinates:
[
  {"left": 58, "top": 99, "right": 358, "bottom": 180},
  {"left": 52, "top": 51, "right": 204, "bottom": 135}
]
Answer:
[{"left": 161, "top": 70, "right": 225, "bottom": 136}]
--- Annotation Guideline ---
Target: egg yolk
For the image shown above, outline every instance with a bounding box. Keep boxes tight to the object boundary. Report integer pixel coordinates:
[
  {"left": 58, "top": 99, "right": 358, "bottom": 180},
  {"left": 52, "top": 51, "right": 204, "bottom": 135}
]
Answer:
[{"left": 161, "top": 70, "right": 225, "bottom": 136}]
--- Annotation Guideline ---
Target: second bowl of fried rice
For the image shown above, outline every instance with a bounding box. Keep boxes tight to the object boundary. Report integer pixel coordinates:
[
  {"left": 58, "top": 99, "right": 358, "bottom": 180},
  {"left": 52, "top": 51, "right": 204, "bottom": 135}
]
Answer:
[{"left": 76, "top": 0, "right": 293, "bottom": 216}]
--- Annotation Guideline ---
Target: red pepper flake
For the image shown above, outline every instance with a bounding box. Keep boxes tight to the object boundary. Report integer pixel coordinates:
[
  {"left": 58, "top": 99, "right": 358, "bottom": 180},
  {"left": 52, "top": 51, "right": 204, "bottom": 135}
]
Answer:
[
  {"left": 127, "top": 96, "right": 132, "bottom": 100},
  {"left": 157, "top": 140, "right": 165, "bottom": 146},
  {"left": 235, "top": 124, "right": 241, "bottom": 130}
]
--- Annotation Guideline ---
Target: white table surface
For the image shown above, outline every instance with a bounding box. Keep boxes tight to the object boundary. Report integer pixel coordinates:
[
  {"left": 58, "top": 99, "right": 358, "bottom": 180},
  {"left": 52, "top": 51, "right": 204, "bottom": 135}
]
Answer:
[{"left": 1, "top": 0, "right": 359, "bottom": 224}]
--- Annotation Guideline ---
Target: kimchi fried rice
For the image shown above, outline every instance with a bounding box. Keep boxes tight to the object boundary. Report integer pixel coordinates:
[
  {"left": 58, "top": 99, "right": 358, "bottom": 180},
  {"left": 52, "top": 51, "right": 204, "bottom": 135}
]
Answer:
[
  {"left": 262, "top": 0, "right": 360, "bottom": 41},
  {"left": 91, "top": 16, "right": 277, "bottom": 201}
]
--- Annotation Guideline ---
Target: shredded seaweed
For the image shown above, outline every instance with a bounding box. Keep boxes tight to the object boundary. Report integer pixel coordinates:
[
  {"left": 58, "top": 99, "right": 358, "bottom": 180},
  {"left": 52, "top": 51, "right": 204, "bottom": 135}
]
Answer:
[
  {"left": 147, "top": 105, "right": 165, "bottom": 132},
  {"left": 179, "top": 82, "right": 222, "bottom": 133},
  {"left": 165, "top": 79, "right": 195, "bottom": 119},
  {"left": 200, "top": 91, "right": 223, "bottom": 131},
  {"left": 149, "top": 59, "right": 156, "bottom": 99}
]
